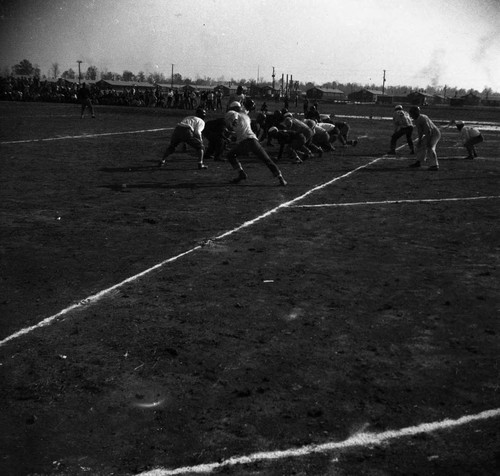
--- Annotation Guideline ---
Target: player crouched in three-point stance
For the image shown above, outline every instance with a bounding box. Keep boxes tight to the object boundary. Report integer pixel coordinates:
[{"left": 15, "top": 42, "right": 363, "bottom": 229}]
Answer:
[
  {"left": 408, "top": 106, "right": 441, "bottom": 171},
  {"left": 303, "top": 119, "right": 333, "bottom": 154},
  {"left": 319, "top": 120, "right": 358, "bottom": 148},
  {"left": 281, "top": 114, "right": 323, "bottom": 157},
  {"left": 158, "top": 108, "right": 208, "bottom": 170},
  {"left": 224, "top": 101, "right": 287, "bottom": 186},
  {"left": 267, "top": 126, "right": 311, "bottom": 163}
]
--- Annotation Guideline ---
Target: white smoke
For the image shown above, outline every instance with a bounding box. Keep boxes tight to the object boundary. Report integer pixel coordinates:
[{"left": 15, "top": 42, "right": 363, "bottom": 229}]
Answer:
[{"left": 418, "top": 48, "right": 446, "bottom": 88}]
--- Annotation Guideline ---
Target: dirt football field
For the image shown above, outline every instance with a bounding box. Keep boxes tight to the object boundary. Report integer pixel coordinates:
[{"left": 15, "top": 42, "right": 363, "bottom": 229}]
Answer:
[{"left": 1, "top": 101, "right": 499, "bottom": 476}]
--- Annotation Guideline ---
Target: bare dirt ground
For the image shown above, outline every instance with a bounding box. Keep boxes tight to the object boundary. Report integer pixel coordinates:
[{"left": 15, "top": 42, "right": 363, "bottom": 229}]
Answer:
[{"left": 1, "top": 101, "right": 499, "bottom": 476}]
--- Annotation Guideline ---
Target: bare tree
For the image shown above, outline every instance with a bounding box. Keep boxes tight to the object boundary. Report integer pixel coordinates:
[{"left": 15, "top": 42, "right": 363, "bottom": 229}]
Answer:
[
  {"left": 61, "top": 68, "right": 76, "bottom": 79},
  {"left": 482, "top": 87, "right": 493, "bottom": 99},
  {"left": 13, "top": 59, "right": 40, "bottom": 76},
  {"left": 101, "top": 71, "right": 115, "bottom": 80},
  {"left": 50, "top": 62, "right": 60, "bottom": 79},
  {"left": 147, "top": 72, "right": 166, "bottom": 84},
  {"left": 85, "top": 66, "right": 98, "bottom": 80}
]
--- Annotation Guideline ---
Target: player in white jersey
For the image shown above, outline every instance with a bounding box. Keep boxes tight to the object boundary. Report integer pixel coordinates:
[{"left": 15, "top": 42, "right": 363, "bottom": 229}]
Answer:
[
  {"left": 158, "top": 108, "right": 207, "bottom": 170},
  {"left": 454, "top": 121, "right": 484, "bottom": 159},
  {"left": 224, "top": 102, "right": 287, "bottom": 186},
  {"left": 408, "top": 106, "right": 441, "bottom": 171},
  {"left": 388, "top": 105, "right": 415, "bottom": 155}
]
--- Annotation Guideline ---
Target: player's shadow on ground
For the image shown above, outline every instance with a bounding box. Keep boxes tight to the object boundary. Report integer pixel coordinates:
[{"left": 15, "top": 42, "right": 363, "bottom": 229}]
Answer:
[
  {"left": 100, "top": 164, "right": 194, "bottom": 172},
  {"left": 100, "top": 165, "right": 158, "bottom": 173},
  {"left": 101, "top": 181, "right": 277, "bottom": 191},
  {"left": 439, "top": 156, "right": 473, "bottom": 161},
  {"left": 101, "top": 181, "right": 224, "bottom": 191}
]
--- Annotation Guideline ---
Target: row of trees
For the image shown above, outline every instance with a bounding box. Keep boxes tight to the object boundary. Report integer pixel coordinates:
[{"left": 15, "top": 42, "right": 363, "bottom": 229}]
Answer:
[
  {"left": 7, "top": 59, "right": 216, "bottom": 86},
  {"left": 5, "top": 59, "right": 497, "bottom": 99}
]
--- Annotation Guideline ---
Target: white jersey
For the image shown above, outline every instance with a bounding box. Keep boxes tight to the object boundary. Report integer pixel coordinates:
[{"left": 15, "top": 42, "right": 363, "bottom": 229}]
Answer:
[
  {"left": 393, "top": 110, "right": 413, "bottom": 129},
  {"left": 317, "top": 122, "right": 336, "bottom": 133},
  {"left": 415, "top": 114, "right": 440, "bottom": 140},
  {"left": 460, "top": 126, "right": 481, "bottom": 144},
  {"left": 225, "top": 111, "right": 257, "bottom": 142},
  {"left": 178, "top": 116, "right": 205, "bottom": 137}
]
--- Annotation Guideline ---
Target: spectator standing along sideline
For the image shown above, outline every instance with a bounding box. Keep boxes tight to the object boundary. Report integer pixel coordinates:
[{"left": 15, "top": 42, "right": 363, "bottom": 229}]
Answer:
[{"left": 78, "top": 83, "right": 95, "bottom": 119}]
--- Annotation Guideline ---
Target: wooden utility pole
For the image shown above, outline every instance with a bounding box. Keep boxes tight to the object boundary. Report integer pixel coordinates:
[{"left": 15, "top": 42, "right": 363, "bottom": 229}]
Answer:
[{"left": 77, "top": 60, "right": 82, "bottom": 84}]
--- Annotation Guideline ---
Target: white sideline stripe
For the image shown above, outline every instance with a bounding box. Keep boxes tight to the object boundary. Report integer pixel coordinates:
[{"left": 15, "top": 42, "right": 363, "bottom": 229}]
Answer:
[
  {"left": 137, "top": 408, "right": 500, "bottom": 475},
  {"left": 293, "top": 195, "right": 500, "bottom": 208},
  {"left": 0, "top": 157, "right": 383, "bottom": 347},
  {"left": 0, "top": 247, "right": 200, "bottom": 347},
  {"left": 0, "top": 127, "right": 171, "bottom": 145}
]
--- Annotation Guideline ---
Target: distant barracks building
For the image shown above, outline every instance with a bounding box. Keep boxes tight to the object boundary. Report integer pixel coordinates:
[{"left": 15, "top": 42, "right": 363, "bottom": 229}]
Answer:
[
  {"left": 306, "top": 87, "right": 346, "bottom": 101},
  {"left": 347, "top": 88, "right": 385, "bottom": 103}
]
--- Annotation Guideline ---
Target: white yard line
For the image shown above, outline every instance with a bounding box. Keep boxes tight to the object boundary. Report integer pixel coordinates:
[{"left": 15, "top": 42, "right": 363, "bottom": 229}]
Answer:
[
  {"left": 137, "top": 408, "right": 500, "bottom": 475},
  {"left": 0, "top": 157, "right": 384, "bottom": 348},
  {"left": 293, "top": 195, "right": 500, "bottom": 208},
  {"left": 0, "top": 127, "right": 172, "bottom": 145}
]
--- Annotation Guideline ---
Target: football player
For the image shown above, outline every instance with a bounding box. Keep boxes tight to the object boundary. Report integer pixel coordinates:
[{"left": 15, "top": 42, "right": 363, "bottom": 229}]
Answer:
[
  {"left": 158, "top": 108, "right": 208, "bottom": 170},
  {"left": 224, "top": 102, "right": 287, "bottom": 186}
]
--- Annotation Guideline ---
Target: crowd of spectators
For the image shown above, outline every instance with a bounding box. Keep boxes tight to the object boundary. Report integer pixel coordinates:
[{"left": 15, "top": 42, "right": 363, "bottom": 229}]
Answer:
[
  {"left": 0, "top": 75, "right": 226, "bottom": 110},
  {"left": 0, "top": 75, "right": 78, "bottom": 102}
]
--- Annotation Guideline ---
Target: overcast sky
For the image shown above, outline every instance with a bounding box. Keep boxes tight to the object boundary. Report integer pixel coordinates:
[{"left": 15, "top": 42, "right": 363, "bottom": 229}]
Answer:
[{"left": 1, "top": 0, "right": 499, "bottom": 91}]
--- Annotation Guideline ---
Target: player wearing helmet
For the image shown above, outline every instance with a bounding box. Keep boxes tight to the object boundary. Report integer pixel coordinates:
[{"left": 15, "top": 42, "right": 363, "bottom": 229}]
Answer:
[
  {"left": 254, "top": 109, "right": 286, "bottom": 146},
  {"left": 303, "top": 119, "right": 333, "bottom": 153},
  {"left": 227, "top": 98, "right": 255, "bottom": 115},
  {"left": 158, "top": 108, "right": 208, "bottom": 170},
  {"left": 281, "top": 116, "right": 323, "bottom": 156},
  {"left": 388, "top": 105, "right": 415, "bottom": 155},
  {"left": 203, "top": 117, "right": 231, "bottom": 162},
  {"left": 267, "top": 126, "right": 311, "bottom": 163},
  {"left": 224, "top": 109, "right": 287, "bottom": 186},
  {"left": 226, "top": 85, "right": 247, "bottom": 112},
  {"left": 408, "top": 106, "right": 441, "bottom": 171},
  {"left": 318, "top": 121, "right": 358, "bottom": 147},
  {"left": 243, "top": 97, "right": 256, "bottom": 113},
  {"left": 304, "top": 105, "right": 321, "bottom": 122},
  {"left": 227, "top": 101, "right": 242, "bottom": 112},
  {"left": 453, "top": 120, "right": 484, "bottom": 159}
]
